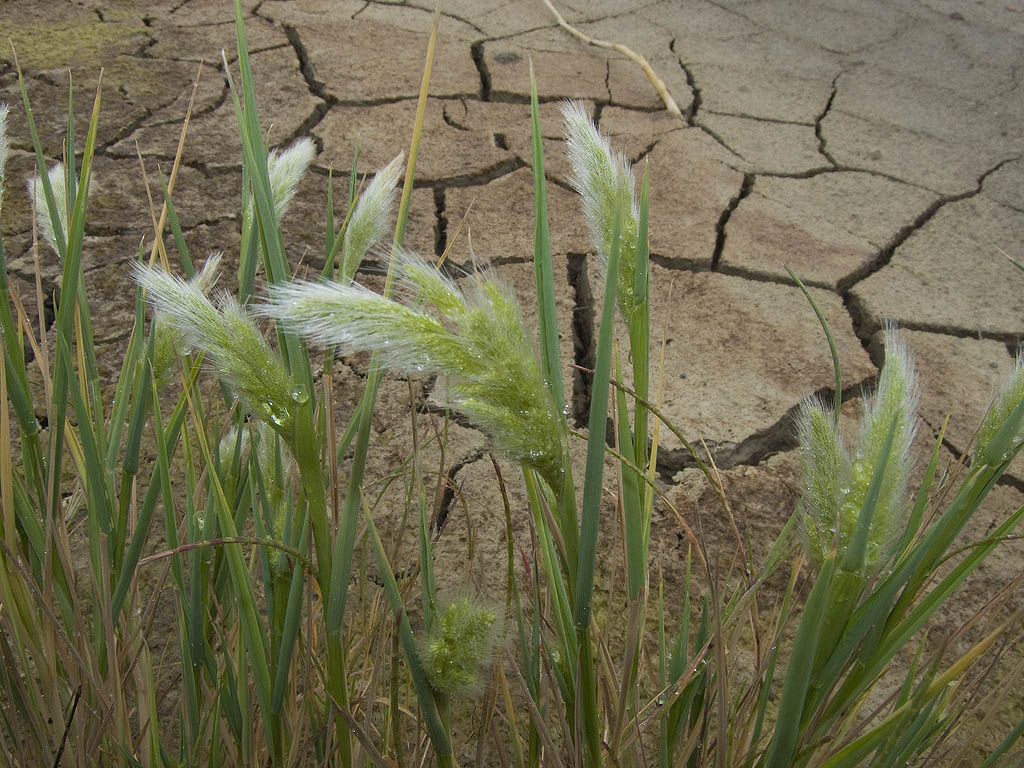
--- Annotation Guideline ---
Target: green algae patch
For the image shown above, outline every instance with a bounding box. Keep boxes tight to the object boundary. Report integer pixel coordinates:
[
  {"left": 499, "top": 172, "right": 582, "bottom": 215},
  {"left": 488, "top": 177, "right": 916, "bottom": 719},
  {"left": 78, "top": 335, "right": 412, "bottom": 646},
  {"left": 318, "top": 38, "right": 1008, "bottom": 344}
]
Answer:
[{"left": 0, "top": 16, "right": 145, "bottom": 70}]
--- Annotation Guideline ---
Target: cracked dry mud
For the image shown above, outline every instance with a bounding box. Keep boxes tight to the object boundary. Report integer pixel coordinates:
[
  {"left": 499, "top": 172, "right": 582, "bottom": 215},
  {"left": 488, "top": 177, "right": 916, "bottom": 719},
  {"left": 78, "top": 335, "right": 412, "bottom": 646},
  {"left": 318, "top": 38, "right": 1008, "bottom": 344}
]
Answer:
[{"left": 2, "top": 0, "right": 1024, "bottom": 759}]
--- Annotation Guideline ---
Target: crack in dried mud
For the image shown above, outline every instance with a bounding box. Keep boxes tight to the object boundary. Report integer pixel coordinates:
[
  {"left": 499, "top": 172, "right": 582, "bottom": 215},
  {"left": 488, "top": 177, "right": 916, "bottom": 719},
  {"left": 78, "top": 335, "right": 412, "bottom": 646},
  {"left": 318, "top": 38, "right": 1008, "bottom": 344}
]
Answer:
[
  {"left": 567, "top": 251, "right": 595, "bottom": 428},
  {"left": 814, "top": 70, "right": 842, "bottom": 165},
  {"left": 711, "top": 173, "right": 754, "bottom": 270},
  {"left": 470, "top": 41, "right": 491, "bottom": 101},
  {"left": 842, "top": 155, "right": 1022, "bottom": 341},
  {"left": 433, "top": 187, "right": 447, "bottom": 257}
]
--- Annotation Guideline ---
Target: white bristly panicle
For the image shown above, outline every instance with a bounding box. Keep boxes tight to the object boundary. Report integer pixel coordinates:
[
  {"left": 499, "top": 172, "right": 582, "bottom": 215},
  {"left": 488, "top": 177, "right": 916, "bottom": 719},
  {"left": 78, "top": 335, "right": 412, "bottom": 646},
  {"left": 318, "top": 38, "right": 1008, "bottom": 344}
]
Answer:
[
  {"left": 27, "top": 164, "right": 71, "bottom": 257},
  {"left": 341, "top": 152, "right": 404, "bottom": 280},
  {"left": 267, "top": 137, "right": 315, "bottom": 220}
]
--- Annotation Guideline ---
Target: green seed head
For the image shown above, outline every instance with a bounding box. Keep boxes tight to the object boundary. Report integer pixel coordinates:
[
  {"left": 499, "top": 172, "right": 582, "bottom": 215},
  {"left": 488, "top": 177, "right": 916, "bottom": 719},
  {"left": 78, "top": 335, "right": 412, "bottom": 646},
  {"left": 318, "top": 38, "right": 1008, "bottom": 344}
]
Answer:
[
  {"left": 797, "top": 327, "right": 919, "bottom": 573},
  {"left": 340, "top": 152, "right": 404, "bottom": 280},
  {"left": 975, "top": 353, "right": 1024, "bottom": 466},
  {"left": 419, "top": 595, "right": 500, "bottom": 699},
  {"left": 796, "top": 397, "right": 847, "bottom": 567},
  {"left": 151, "top": 320, "right": 181, "bottom": 391},
  {"left": 265, "top": 251, "right": 565, "bottom": 486},
  {"left": 136, "top": 259, "right": 296, "bottom": 435}
]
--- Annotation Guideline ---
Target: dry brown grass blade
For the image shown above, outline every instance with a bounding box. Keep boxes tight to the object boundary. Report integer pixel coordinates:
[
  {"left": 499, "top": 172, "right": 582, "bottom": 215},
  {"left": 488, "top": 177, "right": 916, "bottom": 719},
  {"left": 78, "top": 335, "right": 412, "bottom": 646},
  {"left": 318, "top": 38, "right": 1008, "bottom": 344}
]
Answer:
[
  {"left": 608, "top": 593, "right": 646, "bottom": 756},
  {"left": 511, "top": 658, "right": 568, "bottom": 768},
  {"left": 543, "top": 0, "right": 684, "bottom": 120},
  {"left": 148, "top": 61, "right": 203, "bottom": 269}
]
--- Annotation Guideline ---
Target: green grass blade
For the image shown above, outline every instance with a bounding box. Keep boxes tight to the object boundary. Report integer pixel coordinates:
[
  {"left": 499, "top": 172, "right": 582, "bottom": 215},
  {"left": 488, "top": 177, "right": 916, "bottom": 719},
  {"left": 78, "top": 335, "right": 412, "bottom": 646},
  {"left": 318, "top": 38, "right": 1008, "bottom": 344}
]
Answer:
[
  {"left": 270, "top": 493, "right": 309, "bottom": 713},
  {"left": 630, "top": 162, "right": 650, "bottom": 483},
  {"left": 572, "top": 178, "right": 625, "bottom": 768},
  {"left": 980, "top": 709, "right": 1024, "bottom": 768},
  {"left": 575, "top": 182, "right": 623, "bottom": 628},
  {"left": 120, "top": 313, "right": 155, "bottom": 479},
  {"left": 228, "top": 1, "right": 310, "bottom": 378},
  {"left": 742, "top": 559, "right": 799, "bottom": 768},
  {"left": 616, "top": 353, "right": 644, "bottom": 601},
  {"left": 894, "top": 418, "right": 948, "bottom": 563},
  {"left": 110, "top": 357, "right": 198, "bottom": 619},
  {"left": 870, "top": 635, "right": 927, "bottom": 767},
  {"left": 104, "top": 275, "right": 146, "bottom": 472},
  {"left": 866, "top": 500, "right": 1024, "bottom": 687},
  {"left": 21, "top": 72, "right": 100, "bottom": 525},
  {"left": 192, "top": 393, "right": 281, "bottom": 764},
  {"left": 764, "top": 552, "right": 836, "bottom": 768},
  {"left": 786, "top": 266, "right": 842, "bottom": 419},
  {"left": 3, "top": 346, "right": 37, "bottom": 438}
]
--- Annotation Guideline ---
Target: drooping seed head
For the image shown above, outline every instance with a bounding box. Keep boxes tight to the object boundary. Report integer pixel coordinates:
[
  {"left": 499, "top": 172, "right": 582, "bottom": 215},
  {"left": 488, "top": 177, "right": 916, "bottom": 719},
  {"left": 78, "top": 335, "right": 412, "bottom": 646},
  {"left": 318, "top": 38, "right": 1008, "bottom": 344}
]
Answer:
[
  {"left": 136, "top": 260, "right": 296, "bottom": 434},
  {"left": 267, "top": 276, "right": 472, "bottom": 372},
  {"left": 264, "top": 251, "right": 565, "bottom": 486},
  {"left": 150, "top": 253, "right": 224, "bottom": 389}
]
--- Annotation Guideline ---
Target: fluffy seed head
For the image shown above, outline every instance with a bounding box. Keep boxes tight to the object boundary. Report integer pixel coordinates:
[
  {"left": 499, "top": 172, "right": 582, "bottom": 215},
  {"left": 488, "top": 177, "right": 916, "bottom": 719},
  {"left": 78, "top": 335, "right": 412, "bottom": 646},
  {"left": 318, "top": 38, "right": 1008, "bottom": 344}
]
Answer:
[
  {"left": 796, "top": 397, "right": 847, "bottom": 567},
  {"left": 150, "top": 253, "right": 224, "bottom": 389},
  {"left": 341, "top": 152, "right": 404, "bottom": 280},
  {"left": 264, "top": 251, "right": 565, "bottom": 485},
  {"left": 796, "top": 327, "right": 919, "bottom": 573},
  {"left": 267, "top": 277, "right": 471, "bottom": 371},
  {"left": 267, "top": 137, "right": 315, "bottom": 220},
  {"left": 136, "top": 260, "right": 296, "bottom": 433},
  {"left": 850, "top": 326, "right": 919, "bottom": 565},
  {"left": 975, "top": 352, "right": 1024, "bottom": 466},
  {"left": 28, "top": 164, "right": 71, "bottom": 257},
  {"left": 418, "top": 595, "right": 500, "bottom": 699},
  {"left": 561, "top": 100, "right": 640, "bottom": 320}
]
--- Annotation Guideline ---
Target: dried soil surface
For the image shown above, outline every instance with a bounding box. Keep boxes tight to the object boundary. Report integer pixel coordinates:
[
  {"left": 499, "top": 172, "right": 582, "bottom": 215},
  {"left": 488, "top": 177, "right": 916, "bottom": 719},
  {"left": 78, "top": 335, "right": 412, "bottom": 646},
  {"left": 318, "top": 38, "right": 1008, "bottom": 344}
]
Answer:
[{"left": 2, "top": 0, "right": 1024, "bottom": 762}]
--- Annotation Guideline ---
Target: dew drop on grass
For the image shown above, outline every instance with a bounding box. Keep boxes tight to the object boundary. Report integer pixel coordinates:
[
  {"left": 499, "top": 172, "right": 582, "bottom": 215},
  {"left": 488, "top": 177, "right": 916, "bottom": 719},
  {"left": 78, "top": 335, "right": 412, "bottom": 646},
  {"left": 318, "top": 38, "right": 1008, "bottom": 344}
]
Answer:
[{"left": 290, "top": 384, "right": 309, "bottom": 405}]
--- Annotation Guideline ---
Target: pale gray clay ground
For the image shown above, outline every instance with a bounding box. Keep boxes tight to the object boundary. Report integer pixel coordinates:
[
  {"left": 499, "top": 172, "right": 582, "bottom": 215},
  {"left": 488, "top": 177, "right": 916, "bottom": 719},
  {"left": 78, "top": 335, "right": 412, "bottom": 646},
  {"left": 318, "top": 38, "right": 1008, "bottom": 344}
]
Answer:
[{"left": 2, "top": 0, "right": 1024, "bottom": 759}]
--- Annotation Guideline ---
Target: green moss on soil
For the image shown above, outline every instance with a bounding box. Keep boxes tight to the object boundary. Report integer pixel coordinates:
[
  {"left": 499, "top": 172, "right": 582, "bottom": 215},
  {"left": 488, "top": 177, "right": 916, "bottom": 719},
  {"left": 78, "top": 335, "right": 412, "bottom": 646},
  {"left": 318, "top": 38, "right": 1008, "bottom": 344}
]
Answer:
[{"left": 0, "top": 16, "right": 145, "bottom": 70}]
